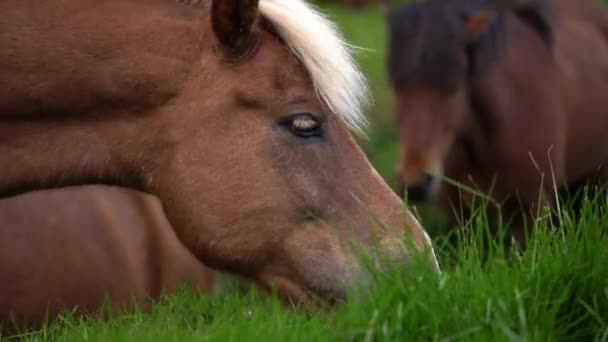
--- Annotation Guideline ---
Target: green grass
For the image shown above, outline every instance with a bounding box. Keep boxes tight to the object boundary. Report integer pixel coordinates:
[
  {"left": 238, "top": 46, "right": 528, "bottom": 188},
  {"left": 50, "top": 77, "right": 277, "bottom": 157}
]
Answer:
[
  {"left": 4, "top": 5, "right": 608, "bottom": 341},
  {"left": 6, "top": 186, "right": 608, "bottom": 341}
]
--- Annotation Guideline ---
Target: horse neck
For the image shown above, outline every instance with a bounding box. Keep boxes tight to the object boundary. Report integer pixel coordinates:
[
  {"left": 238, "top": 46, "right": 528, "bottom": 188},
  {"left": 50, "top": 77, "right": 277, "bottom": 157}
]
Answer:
[
  {"left": 467, "top": 13, "right": 552, "bottom": 139},
  {"left": 0, "top": 0, "right": 206, "bottom": 118},
  {"left": 454, "top": 12, "right": 556, "bottom": 179},
  {"left": 0, "top": 115, "right": 152, "bottom": 197},
  {"left": 0, "top": 0, "right": 210, "bottom": 197}
]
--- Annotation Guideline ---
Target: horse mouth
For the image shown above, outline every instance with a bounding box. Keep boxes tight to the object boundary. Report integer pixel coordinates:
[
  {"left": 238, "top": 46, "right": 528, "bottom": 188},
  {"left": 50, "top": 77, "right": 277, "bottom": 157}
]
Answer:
[
  {"left": 258, "top": 274, "right": 347, "bottom": 307},
  {"left": 306, "top": 286, "right": 347, "bottom": 306}
]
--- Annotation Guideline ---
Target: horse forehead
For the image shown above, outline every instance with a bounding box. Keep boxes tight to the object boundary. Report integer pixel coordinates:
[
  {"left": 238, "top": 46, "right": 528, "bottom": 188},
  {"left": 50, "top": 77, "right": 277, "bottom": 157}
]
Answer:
[{"left": 242, "top": 29, "right": 312, "bottom": 92}]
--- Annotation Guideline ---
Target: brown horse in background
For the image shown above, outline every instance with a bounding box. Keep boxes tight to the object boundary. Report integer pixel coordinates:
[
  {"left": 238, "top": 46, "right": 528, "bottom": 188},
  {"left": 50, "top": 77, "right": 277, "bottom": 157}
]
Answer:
[
  {"left": 0, "top": 186, "right": 215, "bottom": 331},
  {"left": 316, "top": 0, "right": 377, "bottom": 9},
  {"left": 0, "top": 0, "right": 438, "bottom": 307},
  {"left": 336, "top": 0, "right": 376, "bottom": 9},
  {"left": 385, "top": 0, "right": 608, "bottom": 243}
]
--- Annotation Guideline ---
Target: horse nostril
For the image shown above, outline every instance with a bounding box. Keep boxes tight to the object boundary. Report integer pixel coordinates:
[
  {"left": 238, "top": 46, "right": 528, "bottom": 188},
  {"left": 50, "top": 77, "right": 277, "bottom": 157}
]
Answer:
[{"left": 406, "top": 174, "right": 434, "bottom": 202}]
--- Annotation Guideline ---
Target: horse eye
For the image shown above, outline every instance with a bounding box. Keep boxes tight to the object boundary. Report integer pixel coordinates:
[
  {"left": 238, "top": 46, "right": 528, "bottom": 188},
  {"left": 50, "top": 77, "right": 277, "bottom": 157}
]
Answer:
[{"left": 282, "top": 113, "right": 323, "bottom": 138}]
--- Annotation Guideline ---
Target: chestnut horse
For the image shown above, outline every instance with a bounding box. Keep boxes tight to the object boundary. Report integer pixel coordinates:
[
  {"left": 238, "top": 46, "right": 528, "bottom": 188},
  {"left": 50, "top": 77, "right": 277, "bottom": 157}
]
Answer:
[
  {"left": 0, "top": 186, "right": 215, "bottom": 331},
  {"left": 386, "top": 0, "right": 608, "bottom": 243},
  {"left": 0, "top": 0, "right": 438, "bottom": 306}
]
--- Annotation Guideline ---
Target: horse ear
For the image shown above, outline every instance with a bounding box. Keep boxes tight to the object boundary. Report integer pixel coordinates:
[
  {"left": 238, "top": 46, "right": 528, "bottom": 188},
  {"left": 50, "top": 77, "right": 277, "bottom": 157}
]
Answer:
[
  {"left": 463, "top": 9, "right": 493, "bottom": 41},
  {"left": 211, "top": 0, "right": 259, "bottom": 57}
]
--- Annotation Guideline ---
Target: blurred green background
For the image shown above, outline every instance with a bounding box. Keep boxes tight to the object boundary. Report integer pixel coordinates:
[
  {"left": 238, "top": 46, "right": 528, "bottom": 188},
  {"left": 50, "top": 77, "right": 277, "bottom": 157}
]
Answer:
[{"left": 320, "top": 4, "right": 399, "bottom": 183}]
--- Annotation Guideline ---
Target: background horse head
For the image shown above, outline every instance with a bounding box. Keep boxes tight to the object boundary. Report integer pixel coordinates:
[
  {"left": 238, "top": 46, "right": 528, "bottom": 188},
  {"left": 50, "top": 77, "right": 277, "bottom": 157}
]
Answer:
[
  {"left": 385, "top": 0, "right": 517, "bottom": 202},
  {"left": 0, "top": 0, "right": 438, "bottom": 305},
  {"left": 385, "top": 0, "right": 608, "bottom": 243}
]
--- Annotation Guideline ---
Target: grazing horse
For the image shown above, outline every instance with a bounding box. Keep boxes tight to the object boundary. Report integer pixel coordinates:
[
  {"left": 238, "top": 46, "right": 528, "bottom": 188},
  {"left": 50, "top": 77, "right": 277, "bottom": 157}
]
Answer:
[
  {"left": 0, "top": 185, "right": 215, "bottom": 331},
  {"left": 385, "top": 0, "right": 608, "bottom": 243},
  {"left": 0, "top": 0, "right": 438, "bottom": 306}
]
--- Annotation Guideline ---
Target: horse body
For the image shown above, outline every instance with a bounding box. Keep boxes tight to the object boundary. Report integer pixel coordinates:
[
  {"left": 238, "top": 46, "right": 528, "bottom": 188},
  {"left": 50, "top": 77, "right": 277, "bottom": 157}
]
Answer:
[
  {"left": 475, "top": 0, "right": 608, "bottom": 194},
  {"left": 387, "top": 0, "right": 608, "bottom": 242},
  {"left": 462, "top": 10, "right": 566, "bottom": 208},
  {"left": 554, "top": 2, "right": 608, "bottom": 181},
  {"left": 0, "top": 185, "right": 214, "bottom": 330},
  {"left": 1, "top": 0, "right": 437, "bottom": 306}
]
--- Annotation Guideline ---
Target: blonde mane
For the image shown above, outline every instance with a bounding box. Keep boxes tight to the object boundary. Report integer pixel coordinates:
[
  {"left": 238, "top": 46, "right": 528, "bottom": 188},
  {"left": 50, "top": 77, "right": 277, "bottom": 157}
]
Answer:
[
  {"left": 185, "top": 0, "right": 370, "bottom": 132},
  {"left": 259, "top": 0, "right": 370, "bottom": 133}
]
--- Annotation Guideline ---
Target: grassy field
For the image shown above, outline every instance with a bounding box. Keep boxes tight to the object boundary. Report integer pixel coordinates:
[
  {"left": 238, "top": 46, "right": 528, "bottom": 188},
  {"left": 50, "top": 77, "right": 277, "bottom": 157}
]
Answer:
[
  {"left": 9, "top": 188, "right": 608, "bottom": 341},
  {"left": 5, "top": 4, "right": 608, "bottom": 341}
]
